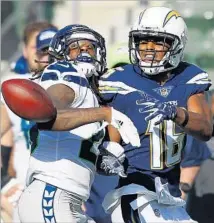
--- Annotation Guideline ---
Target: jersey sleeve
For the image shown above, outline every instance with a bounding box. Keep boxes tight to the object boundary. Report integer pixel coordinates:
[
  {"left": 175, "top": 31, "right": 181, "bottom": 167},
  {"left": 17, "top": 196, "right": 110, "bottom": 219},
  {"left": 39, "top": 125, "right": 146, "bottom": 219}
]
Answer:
[
  {"left": 184, "top": 65, "right": 212, "bottom": 95},
  {"left": 99, "top": 66, "right": 137, "bottom": 111},
  {"left": 181, "top": 135, "right": 211, "bottom": 168},
  {"left": 39, "top": 61, "right": 89, "bottom": 107}
]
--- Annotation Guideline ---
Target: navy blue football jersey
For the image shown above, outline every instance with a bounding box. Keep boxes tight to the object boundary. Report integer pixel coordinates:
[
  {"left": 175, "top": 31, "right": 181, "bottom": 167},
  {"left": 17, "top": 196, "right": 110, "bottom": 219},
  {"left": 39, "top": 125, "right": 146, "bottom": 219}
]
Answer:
[{"left": 99, "top": 62, "right": 211, "bottom": 197}]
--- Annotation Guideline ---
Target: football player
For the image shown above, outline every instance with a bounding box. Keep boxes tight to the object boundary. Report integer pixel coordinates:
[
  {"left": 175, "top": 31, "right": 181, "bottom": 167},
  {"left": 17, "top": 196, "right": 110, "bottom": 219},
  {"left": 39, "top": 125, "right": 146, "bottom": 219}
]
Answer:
[
  {"left": 1, "top": 23, "right": 58, "bottom": 223},
  {"left": 84, "top": 43, "right": 130, "bottom": 223},
  {"left": 33, "top": 11, "right": 213, "bottom": 221},
  {"left": 98, "top": 6, "right": 212, "bottom": 223},
  {"left": 17, "top": 25, "right": 140, "bottom": 223}
]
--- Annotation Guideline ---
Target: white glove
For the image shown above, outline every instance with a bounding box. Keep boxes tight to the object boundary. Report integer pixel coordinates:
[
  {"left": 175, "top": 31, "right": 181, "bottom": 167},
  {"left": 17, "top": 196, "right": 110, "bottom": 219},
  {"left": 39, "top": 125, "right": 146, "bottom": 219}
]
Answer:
[
  {"left": 100, "top": 141, "right": 127, "bottom": 178},
  {"left": 111, "top": 108, "right": 140, "bottom": 147},
  {"left": 98, "top": 108, "right": 140, "bottom": 147},
  {"left": 101, "top": 156, "right": 127, "bottom": 178},
  {"left": 102, "top": 141, "right": 125, "bottom": 162}
]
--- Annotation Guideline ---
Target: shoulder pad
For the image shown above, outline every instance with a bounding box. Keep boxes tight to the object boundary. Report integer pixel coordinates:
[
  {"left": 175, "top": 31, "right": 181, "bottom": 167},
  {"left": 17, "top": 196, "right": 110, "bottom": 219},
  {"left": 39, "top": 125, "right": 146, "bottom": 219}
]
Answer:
[
  {"left": 46, "top": 61, "right": 77, "bottom": 74},
  {"left": 101, "top": 64, "right": 132, "bottom": 81},
  {"left": 176, "top": 62, "right": 212, "bottom": 94},
  {"left": 186, "top": 72, "right": 211, "bottom": 85},
  {"left": 177, "top": 62, "right": 210, "bottom": 85}
]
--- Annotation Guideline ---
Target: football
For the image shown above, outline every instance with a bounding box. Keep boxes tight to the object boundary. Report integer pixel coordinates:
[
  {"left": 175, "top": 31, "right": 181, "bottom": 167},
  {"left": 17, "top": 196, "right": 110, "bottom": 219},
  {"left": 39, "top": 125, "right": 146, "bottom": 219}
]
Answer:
[{"left": 1, "top": 78, "right": 56, "bottom": 122}]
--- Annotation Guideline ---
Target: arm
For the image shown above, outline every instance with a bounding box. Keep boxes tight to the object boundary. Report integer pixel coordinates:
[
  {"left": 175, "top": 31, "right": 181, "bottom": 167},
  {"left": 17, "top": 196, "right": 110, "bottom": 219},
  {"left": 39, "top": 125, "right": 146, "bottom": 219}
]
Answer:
[
  {"left": 50, "top": 107, "right": 111, "bottom": 131},
  {"left": 179, "top": 135, "right": 211, "bottom": 199},
  {"left": 7, "top": 146, "right": 16, "bottom": 177},
  {"left": 174, "top": 93, "right": 213, "bottom": 141},
  {"left": 38, "top": 83, "right": 140, "bottom": 147},
  {"left": 107, "top": 124, "right": 121, "bottom": 143},
  {"left": 1, "top": 194, "right": 13, "bottom": 219},
  {"left": 37, "top": 83, "right": 112, "bottom": 131},
  {"left": 37, "top": 83, "right": 110, "bottom": 130},
  {"left": 1, "top": 102, "right": 12, "bottom": 137},
  {"left": 180, "top": 166, "right": 200, "bottom": 200}
]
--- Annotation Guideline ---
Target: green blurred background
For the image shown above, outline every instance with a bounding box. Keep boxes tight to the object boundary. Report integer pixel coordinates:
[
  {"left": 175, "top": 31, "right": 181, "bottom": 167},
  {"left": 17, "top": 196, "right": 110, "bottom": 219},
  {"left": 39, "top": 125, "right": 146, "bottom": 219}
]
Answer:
[{"left": 1, "top": 0, "right": 214, "bottom": 87}]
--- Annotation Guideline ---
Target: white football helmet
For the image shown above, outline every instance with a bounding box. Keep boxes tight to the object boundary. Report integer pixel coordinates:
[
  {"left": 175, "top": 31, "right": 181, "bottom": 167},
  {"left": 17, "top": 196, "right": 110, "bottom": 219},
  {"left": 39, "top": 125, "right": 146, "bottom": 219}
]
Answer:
[{"left": 129, "top": 7, "right": 188, "bottom": 75}]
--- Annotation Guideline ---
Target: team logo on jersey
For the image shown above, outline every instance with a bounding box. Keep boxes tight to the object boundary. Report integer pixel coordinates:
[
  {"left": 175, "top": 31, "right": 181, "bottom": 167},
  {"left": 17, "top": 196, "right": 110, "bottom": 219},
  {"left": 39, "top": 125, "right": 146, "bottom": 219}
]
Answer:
[
  {"left": 153, "top": 86, "right": 173, "bottom": 98},
  {"left": 163, "top": 10, "right": 181, "bottom": 27},
  {"left": 154, "top": 208, "right": 161, "bottom": 217}
]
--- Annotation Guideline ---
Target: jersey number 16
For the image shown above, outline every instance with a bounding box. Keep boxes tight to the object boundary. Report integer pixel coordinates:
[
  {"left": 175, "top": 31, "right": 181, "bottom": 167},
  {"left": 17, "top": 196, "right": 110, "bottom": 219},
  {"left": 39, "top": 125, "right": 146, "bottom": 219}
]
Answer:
[{"left": 146, "top": 119, "right": 185, "bottom": 169}]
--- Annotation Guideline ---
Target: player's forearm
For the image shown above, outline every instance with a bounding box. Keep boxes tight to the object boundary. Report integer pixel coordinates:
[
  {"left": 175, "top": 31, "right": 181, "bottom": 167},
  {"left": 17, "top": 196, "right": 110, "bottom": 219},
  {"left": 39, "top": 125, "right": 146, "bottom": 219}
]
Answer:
[
  {"left": 1, "top": 104, "right": 12, "bottom": 138},
  {"left": 175, "top": 107, "right": 212, "bottom": 141},
  {"left": 180, "top": 166, "right": 200, "bottom": 200},
  {"left": 180, "top": 166, "right": 200, "bottom": 186},
  {"left": 50, "top": 107, "right": 111, "bottom": 131}
]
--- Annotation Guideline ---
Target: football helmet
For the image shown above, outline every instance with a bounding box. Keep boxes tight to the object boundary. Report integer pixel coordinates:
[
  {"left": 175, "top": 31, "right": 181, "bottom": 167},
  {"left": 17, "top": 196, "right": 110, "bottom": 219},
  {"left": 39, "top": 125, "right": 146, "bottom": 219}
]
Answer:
[
  {"left": 129, "top": 7, "right": 188, "bottom": 75},
  {"left": 49, "top": 24, "right": 107, "bottom": 75}
]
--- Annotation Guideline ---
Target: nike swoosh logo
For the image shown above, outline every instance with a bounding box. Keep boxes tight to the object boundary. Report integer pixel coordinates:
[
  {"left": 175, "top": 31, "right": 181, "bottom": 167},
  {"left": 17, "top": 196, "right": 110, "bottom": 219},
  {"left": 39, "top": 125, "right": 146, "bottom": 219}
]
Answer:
[{"left": 58, "top": 64, "right": 70, "bottom": 68}]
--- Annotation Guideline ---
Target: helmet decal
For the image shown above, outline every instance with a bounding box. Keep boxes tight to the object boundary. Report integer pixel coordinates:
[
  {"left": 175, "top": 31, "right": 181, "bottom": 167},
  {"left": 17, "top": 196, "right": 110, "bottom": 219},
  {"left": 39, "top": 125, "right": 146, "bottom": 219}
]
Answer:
[
  {"left": 129, "top": 7, "right": 188, "bottom": 75},
  {"left": 163, "top": 10, "right": 181, "bottom": 27}
]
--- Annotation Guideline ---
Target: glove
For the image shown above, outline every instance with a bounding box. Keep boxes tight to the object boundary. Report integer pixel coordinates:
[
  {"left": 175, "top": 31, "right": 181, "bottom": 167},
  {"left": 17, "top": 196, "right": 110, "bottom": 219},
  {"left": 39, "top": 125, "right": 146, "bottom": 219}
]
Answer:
[
  {"left": 139, "top": 101, "right": 177, "bottom": 125},
  {"left": 98, "top": 108, "right": 140, "bottom": 147},
  {"left": 110, "top": 108, "right": 140, "bottom": 147},
  {"left": 100, "top": 156, "right": 127, "bottom": 178},
  {"left": 99, "top": 141, "right": 127, "bottom": 178}
]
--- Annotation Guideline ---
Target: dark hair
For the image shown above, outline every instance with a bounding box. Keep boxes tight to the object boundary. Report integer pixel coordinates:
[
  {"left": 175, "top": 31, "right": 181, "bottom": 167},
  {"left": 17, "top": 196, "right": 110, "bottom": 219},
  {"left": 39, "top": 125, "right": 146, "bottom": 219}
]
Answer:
[
  {"left": 89, "top": 70, "right": 114, "bottom": 106},
  {"left": 23, "top": 21, "right": 57, "bottom": 45}
]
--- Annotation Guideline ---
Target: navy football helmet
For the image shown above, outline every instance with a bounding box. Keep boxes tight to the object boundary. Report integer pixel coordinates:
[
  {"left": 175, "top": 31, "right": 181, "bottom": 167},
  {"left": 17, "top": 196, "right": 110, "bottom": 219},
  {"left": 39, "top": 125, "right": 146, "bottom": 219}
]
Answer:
[{"left": 49, "top": 24, "right": 107, "bottom": 74}]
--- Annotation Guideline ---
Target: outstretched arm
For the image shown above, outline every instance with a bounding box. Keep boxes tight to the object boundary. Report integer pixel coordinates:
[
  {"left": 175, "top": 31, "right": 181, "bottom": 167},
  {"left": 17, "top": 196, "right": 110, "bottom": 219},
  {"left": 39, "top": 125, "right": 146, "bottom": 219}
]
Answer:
[
  {"left": 37, "top": 83, "right": 111, "bottom": 130},
  {"left": 37, "top": 83, "right": 140, "bottom": 147},
  {"left": 39, "top": 106, "right": 111, "bottom": 131}
]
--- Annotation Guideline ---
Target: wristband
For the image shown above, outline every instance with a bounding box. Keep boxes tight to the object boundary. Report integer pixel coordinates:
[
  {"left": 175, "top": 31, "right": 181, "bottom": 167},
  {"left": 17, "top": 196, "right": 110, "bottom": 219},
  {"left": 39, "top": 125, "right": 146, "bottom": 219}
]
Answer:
[
  {"left": 180, "top": 182, "right": 191, "bottom": 193},
  {"left": 181, "top": 108, "right": 189, "bottom": 127}
]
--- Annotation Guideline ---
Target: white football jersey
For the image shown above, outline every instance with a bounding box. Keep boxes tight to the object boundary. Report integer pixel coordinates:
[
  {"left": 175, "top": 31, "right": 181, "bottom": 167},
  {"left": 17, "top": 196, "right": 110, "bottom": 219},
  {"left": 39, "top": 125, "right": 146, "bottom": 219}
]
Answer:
[{"left": 26, "top": 61, "right": 105, "bottom": 200}]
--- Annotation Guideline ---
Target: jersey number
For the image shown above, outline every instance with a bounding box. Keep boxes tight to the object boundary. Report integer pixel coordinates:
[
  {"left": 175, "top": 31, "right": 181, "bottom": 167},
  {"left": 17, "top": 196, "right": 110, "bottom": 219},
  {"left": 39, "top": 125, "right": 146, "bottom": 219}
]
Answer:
[{"left": 146, "top": 119, "right": 185, "bottom": 169}]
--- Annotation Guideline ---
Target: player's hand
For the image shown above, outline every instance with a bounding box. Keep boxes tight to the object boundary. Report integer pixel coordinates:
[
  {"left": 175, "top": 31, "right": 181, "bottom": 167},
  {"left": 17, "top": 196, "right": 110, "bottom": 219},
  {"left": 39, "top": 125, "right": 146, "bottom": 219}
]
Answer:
[
  {"left": 141, "top": 101, "right": 177, "bottom": 125},
  {"left": 100, "top": 156, "right": 127, "bottom": 178},
  {"left": 100, "top": 107, "right": 140, "bottom": 147},
  {"left": 99, "top": 141, "right": 127, "bottom": 178},
  {"left": 110, "top": 108, "right": 140, "bottom": 147}
]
